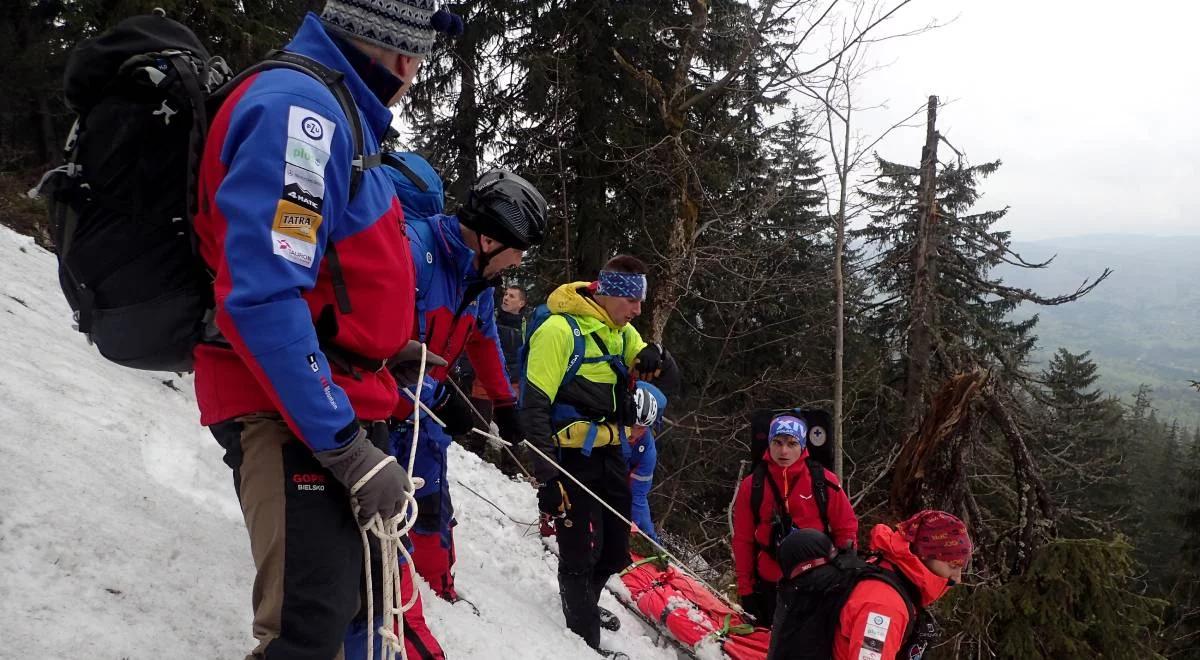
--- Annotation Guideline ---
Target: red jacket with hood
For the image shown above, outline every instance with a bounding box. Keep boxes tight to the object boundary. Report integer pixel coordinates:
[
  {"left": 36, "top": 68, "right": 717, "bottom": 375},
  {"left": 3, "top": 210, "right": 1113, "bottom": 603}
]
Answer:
[
  {"left": 732, "top": 450, "right": 858, "bottom": 595},
  {"left": 833, "top": 524, "right": 952, "bottom": 660}
]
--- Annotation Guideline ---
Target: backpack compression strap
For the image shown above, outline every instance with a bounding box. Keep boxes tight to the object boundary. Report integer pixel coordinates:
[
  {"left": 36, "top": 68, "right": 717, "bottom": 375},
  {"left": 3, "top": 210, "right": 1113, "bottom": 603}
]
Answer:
[
  {"left": 540, "top": 318, "right": 632, "bottom": 458},
  {"left": 381, "top": 153, "right": 431, "bottom": 193}
]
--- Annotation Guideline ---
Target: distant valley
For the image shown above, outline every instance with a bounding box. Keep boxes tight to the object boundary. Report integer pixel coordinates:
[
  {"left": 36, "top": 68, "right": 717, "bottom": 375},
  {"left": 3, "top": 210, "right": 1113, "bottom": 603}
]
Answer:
[{"left": 999, "top": 234, "right": 1200, "bottom": 428}]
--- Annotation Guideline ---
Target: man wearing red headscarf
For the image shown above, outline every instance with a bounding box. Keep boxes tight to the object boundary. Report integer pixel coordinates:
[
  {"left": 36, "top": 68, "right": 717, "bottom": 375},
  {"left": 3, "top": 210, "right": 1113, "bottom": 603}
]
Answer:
[{"left": 833, "top": 510, "right": 972, "bottom": 660}]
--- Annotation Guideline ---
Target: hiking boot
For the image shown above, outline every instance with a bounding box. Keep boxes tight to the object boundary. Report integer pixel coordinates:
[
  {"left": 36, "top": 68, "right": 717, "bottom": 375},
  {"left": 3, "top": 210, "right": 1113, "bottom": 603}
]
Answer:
[{"left": 598, "top": 606, "right": 621, "bottom": 632}]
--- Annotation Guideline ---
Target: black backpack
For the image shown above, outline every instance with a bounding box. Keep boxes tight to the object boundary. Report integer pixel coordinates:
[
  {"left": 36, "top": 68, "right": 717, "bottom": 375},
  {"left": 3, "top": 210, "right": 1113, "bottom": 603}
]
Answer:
[
  {"left": 32, "top": 11, "right": 373, "bottom": 372},
  {"left": 766, "top": 545, "right": 939, "bottom": 660},
  {"left": 749, "top": 408, "right": 836, "bottom": 472}
]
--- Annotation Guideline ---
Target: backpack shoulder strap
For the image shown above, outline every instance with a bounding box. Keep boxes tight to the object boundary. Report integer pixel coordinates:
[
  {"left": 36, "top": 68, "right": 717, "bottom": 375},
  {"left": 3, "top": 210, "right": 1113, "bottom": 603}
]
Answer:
[
  {"left": 559, "top": 315, "right": 587, "bottom": 385},
  {"left": 382, "top": 152, "right": 431, "bottom": 192},
  {"left": 852, "top": 566, "right": 922, "bottom": 649},
  {"left": 750, "top": 462, "right": 786, "bottom": 529},
  {"left": 214, "top": 50, "right": 378, "bottom": 315},
  {"left": 806, "top": 457, "right": 833, "bottom": 540}
]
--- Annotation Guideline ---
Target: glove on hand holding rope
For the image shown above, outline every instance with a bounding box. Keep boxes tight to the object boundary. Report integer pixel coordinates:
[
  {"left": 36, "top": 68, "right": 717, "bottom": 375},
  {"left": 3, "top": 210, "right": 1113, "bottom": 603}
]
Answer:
[
  {"left": 537, "top": 479, "right": 571, "bottom": 518},
  {"left": 432, "top": 382, "right": 475, "bottom": 435},
  {"left": 491, "top": 403, "right": 522, "bottom": 445},
  {"left": 315, "top": 428, "right": 413, "bottom": 527}
]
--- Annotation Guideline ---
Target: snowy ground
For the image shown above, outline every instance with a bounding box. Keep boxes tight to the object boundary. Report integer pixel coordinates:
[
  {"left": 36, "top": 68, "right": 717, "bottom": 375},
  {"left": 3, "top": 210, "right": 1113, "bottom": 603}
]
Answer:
[{"left": 0, "top": 225, "right": 680, "bottom": 659}]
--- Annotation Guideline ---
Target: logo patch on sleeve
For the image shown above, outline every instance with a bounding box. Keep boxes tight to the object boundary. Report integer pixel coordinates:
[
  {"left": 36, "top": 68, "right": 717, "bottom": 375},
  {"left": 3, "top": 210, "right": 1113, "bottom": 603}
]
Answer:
[
  {"left": 283, "top": 164, "right": 325, "bottom": 213},
  {"left": 272, "top": 200, "right": 322, "bottom": 242},
  {"left": 272, "top": 233, "right": 314, "bottom": 267},
  {"left": 865, "top": 612, "right": 891, "bottom": 640},
  {"left": 285, "top": 139, "right": 330, "bottom": 176},
  {"left": 287, "top": 106, "right": 335, "bottom": 154},
  {"left": 271, "top": 200, "right": 323, "bottom": 268}
]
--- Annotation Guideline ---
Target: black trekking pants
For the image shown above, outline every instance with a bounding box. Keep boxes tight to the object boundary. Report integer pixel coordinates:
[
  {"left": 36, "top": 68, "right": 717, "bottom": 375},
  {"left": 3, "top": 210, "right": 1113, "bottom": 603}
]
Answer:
[
  {"left": 212, "top": 414, "right": 389, "bottom": 660},
  {"left": 554, "top": 445, "right": 633, "bottom": 649}
]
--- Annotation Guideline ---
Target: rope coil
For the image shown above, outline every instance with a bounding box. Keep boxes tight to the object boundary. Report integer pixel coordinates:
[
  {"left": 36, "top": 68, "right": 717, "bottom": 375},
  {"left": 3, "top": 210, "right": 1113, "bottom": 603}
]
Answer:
[{"left": 353, "top": 344, "right": 430, "bottom": 660}]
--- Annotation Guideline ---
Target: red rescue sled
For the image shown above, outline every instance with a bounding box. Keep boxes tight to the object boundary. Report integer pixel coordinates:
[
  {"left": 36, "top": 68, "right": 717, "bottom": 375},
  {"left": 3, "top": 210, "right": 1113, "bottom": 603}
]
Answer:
[{"left": 614, "top": 554, "right": 770, "bottom": 660}]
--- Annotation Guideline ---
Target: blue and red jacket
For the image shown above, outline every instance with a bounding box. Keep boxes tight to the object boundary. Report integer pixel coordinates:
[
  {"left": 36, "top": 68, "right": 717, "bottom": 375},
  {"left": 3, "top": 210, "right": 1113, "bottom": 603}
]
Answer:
[
  {"left": 388, "top": 171, "right": 514, "bottom": 419},
  {"left": 192, "top": 13, "right": 415, "bottom": 452}
]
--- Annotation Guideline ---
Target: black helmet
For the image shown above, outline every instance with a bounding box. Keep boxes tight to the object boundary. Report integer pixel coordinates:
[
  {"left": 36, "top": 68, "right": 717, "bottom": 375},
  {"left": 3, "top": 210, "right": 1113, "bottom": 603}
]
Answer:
[{"left": 458, "top": 170, "right": 547, "bottom": 250}]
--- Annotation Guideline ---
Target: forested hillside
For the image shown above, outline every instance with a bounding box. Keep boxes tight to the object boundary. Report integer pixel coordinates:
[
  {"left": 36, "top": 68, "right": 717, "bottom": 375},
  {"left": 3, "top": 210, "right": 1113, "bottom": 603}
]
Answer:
[{"left": 3, "top": 1, "right": 1198, "bottom": 657}]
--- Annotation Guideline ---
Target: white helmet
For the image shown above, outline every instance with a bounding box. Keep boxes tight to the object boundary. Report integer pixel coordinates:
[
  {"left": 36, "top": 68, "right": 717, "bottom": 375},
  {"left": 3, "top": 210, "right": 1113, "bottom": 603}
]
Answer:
[{"left": 633, "top": 382, "right": 665, "bottom": 427}]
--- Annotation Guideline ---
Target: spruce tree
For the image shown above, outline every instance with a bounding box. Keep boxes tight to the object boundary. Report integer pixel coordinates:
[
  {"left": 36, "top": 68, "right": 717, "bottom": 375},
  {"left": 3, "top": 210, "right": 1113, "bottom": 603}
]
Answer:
[
  {"left": 1039, "top": 348, "right": 1127, "bottom": 535},
  {"left": 939, "top": 538, "right": 1167, "bottom": 660}
]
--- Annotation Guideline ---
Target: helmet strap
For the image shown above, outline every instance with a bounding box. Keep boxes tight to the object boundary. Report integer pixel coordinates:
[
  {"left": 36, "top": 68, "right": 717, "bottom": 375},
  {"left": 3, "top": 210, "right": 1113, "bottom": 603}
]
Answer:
[{"left": 471, "top": 231, "right": 509, "bottom": 279}]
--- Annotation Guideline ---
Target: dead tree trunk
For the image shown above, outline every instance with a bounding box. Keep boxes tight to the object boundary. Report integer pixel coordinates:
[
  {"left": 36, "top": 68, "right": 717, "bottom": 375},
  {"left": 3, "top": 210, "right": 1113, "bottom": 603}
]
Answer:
[{"left": 903, "top": 95, "right": 940, "bottom": 433}]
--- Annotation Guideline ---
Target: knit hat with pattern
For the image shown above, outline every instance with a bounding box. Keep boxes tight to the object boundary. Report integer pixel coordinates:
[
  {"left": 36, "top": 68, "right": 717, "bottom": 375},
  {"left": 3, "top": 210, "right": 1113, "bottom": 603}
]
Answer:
[
  {"left": 320, "top": 0, "right": 462, "bottom": 58},
  {"left": 897, "top": 509, "right": 973, "bottom": 568}
]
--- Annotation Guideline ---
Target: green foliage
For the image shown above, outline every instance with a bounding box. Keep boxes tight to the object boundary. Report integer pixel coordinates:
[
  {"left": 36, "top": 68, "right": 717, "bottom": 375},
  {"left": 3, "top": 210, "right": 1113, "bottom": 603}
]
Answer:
[
  {"left": 1038, "top": 349, "right": 1128, "bottom": 535},
  {"left": 1, "top": 0, "right": 319, "bottom": 172},
  {"left": 936, "top": 538, "right": 1167, "bottom": 659},
  {"left": 857, "top": 157, "right": 1036, "bottom": 384}
]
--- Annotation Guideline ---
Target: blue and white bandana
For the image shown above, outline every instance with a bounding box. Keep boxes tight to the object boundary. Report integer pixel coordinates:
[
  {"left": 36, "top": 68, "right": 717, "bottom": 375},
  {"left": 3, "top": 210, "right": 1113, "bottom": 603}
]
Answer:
[
  {"left": 596, "top": 270, "right": 647, "bottom": 301},
  {"left": 769, "top": 415, "right": 807, "bottom": 446}
]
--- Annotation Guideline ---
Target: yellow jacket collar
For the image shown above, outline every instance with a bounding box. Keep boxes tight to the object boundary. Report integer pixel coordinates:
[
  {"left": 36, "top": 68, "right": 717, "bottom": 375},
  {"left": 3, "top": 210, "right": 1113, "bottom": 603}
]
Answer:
[{"left": 547, "top": 282, "right": 624, "bottom": 330}]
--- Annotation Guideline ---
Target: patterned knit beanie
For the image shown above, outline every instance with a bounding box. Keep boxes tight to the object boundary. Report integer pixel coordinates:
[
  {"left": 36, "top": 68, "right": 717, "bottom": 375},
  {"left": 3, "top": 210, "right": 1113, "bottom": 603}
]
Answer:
[
  {"left": 897, "top": 509, "right": 973, "bottom": 568},
  {"left": 321, "top": 0, "right": 464, "bottom": 58}
]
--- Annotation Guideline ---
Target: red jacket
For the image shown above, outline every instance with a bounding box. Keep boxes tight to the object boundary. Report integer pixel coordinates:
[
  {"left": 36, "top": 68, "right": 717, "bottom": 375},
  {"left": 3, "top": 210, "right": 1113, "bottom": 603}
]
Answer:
[
  {"left": 833, "top": 524, "right": 951, "bottom": 660},
  {"left": 192, "top": 16, "right": 415, "bottom": 451},
  {"left": 732, "top": 451, "right": 858, "bottom": 595}
]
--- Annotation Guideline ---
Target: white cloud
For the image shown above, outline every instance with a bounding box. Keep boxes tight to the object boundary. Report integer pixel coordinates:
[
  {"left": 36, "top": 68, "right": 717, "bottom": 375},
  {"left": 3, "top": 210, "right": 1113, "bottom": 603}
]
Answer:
[{"left": 849, "top": 0, "right": 1200, "bottom": 239}]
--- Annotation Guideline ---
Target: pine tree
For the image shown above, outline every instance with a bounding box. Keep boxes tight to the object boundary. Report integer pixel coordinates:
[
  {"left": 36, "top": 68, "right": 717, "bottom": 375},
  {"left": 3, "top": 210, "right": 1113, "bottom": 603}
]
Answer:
[
  {"left": 1039, "top": 348, "right": 1127, "bottom": 535},
  {"left": 1179, "top": 428, "right": 1200, "bottom": 571},
  {"left": 938, "top": 538, "right": 1167, "bottom": 659},
  {"left": 405, "top": 1, "right": 513, "bottom": 204}
]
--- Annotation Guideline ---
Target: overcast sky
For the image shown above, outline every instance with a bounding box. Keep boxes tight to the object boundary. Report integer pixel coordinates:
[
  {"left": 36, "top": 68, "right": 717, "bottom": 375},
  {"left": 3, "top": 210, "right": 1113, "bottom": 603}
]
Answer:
[{"left": 842, "top": 0, "right": 1200, "bottom": 240}]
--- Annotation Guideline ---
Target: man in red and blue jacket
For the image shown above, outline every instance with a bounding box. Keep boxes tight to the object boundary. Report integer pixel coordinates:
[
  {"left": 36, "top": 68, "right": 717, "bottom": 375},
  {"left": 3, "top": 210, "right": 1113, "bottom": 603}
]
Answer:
[
  {"left": 193, "top": 4, "right": 459, "bottom": 658},
  {"left": 385, "top": 153, "right": 548, "bottom": 602}
]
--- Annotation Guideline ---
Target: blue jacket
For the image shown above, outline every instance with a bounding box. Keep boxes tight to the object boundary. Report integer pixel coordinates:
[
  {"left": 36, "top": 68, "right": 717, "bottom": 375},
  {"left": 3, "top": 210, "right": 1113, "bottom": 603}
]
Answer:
[
  {"left": 628, "top": 429, "right": 659, "bottom": 542},
  {"left": 388, "top": 158, "right": 514, "bottom": 418},
  {"left": 193, "top": 13, "right": 415, "bottom": 451}
]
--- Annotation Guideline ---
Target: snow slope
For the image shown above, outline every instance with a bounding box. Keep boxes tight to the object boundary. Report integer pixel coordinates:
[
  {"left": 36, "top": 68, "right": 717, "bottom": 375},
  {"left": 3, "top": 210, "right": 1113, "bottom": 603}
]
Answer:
[{"left": 0, "top": 225, "right": 679, "bottom": 659}]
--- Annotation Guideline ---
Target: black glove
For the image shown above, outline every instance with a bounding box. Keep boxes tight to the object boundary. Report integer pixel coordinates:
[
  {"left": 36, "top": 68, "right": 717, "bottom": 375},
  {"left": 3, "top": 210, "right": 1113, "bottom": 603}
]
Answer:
[
  {"left": 433, "top": 382, "right": 475, "bottom": 436},
  {"left": 739, "top": 591, "right": 769, "bottom": 624},
  {"left": 314, "top": 428, "right": 413, "bottom": 526},
  {"left": 492, "top": 403, "right": 522, "bottom": 446},
  {"left": 537, "top": 480, "right": 571, "bottom": 517},
  {"left": 633, "top": 343, "right": 664, "bottom": 380}
]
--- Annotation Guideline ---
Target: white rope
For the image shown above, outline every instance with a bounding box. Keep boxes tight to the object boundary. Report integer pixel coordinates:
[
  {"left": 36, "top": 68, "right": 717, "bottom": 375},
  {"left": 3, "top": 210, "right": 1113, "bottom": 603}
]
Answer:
[
  {"left": 444, "top": 377, "right": 536, "bottom": 482},
  {"left": 353, "top": 344, "right": 430, "bottom": 660},
  {"left": 728, "top": 460, "right": 748, "bottom": 540},
  {"left": 402, "top": 388, "right": 447, "bottom": 429},
  {"left": 473, "top": 431, "right": 746, "bottom": 615}
]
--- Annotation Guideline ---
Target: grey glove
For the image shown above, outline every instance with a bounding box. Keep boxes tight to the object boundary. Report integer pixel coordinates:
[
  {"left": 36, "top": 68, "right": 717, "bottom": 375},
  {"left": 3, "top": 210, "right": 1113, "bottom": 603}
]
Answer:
[
  {"left": 315, "top": 428, "right": 412, "bottom": 526},
  {"left": 389, "top": 340, "right": 448, "bottom": 387}
]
